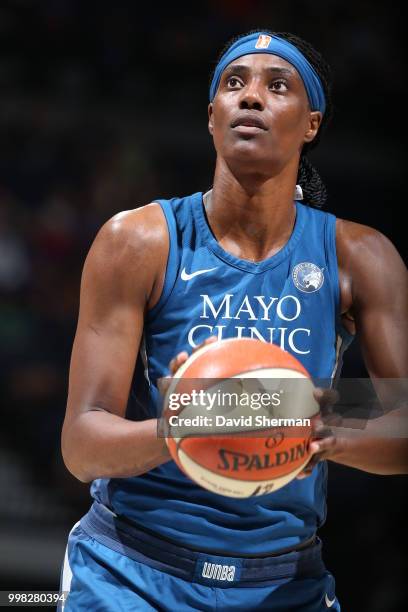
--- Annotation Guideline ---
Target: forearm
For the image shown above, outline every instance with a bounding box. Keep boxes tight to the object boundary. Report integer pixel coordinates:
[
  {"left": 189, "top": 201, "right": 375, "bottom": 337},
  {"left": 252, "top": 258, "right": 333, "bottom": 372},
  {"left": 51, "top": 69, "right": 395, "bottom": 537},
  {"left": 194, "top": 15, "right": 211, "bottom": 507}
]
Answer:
[
  {"left": 62, "top": 410, "right": 170, "bottom": 483},
  {"left": 331, "top": 436, "right": 408, "bottom": 475}
]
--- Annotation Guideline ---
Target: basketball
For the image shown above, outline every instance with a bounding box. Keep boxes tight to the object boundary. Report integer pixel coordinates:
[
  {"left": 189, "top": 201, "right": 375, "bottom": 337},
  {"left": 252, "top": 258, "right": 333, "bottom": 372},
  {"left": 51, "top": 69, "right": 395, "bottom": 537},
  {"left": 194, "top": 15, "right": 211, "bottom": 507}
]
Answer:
[{"left": 164, "top": 338, "right": 319, "bottom": 498}]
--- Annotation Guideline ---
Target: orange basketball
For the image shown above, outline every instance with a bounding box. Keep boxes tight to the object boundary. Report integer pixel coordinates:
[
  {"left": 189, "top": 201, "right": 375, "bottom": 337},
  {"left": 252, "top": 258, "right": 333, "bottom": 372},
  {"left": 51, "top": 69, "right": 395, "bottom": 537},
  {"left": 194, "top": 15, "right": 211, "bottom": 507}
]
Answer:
[{"left": 163, "top": 338, "right": 319, "bottom": 498}]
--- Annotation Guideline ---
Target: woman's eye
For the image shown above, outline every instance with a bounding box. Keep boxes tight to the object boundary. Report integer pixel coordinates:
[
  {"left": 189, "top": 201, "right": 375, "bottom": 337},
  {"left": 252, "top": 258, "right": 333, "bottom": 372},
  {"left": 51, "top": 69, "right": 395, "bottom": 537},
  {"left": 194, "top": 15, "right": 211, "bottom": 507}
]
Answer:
[
  {"left": 227, "top": 77, "right": 242, "bottom": 88},
  {"left": 271, "top": 80, "right": 288, "bottom": 91}
]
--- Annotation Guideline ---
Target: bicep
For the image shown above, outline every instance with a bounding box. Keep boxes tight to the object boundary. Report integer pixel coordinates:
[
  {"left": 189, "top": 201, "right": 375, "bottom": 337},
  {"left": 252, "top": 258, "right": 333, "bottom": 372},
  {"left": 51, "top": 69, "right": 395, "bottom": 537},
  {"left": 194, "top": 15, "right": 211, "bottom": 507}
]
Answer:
[{"left": 67, "top": 301, "right": 144, "bottom": 420}]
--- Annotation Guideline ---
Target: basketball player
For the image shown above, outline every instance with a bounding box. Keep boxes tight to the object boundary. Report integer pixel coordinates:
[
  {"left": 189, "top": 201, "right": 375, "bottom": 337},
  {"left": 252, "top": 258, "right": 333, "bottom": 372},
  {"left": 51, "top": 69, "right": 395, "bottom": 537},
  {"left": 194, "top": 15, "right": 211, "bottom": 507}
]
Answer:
[{"left": 59, "top": 31, "right": 408, "bottom": 611}]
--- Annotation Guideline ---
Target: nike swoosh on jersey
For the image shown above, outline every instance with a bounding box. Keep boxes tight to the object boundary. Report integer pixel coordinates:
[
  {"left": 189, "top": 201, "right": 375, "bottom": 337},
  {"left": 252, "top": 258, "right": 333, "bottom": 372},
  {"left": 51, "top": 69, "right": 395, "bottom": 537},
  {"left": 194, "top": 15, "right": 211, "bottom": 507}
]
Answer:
[
  {"left": 181, "top": 267, "right": 218, "bottom": 280},
  {"left": 325, "top": 593, "right": 336, "bottom": 608}
]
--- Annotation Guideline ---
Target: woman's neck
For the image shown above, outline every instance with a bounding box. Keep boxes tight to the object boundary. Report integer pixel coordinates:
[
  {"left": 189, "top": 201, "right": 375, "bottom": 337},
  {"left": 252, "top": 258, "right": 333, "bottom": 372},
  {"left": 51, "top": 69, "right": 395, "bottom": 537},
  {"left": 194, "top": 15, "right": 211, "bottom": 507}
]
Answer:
[{"left": 204, "top": 167, "right": 298, "bottom": 262}]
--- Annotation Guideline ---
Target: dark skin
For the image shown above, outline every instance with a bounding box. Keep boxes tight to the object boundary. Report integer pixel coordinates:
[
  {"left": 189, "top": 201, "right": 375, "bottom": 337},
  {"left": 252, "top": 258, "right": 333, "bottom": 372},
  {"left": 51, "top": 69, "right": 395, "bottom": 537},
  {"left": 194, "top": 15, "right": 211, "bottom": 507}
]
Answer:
[{"left": 62, "top": 53, "right": 408, "bottom": 484}]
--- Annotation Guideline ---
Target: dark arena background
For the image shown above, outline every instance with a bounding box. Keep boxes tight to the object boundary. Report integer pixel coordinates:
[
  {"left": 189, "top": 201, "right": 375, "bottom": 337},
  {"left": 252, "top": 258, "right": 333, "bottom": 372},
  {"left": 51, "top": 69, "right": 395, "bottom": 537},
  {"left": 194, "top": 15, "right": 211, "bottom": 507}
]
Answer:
[{"left": 0, "top": 1, "right": 405, "bottom": 610}]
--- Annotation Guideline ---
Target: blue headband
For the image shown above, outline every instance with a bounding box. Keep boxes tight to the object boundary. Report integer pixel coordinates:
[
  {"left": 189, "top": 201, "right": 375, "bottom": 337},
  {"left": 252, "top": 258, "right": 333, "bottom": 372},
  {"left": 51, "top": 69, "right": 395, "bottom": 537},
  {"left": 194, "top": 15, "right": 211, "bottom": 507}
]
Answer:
[{"left": 209, "top": 32, "right": 326, "bottom": 114}]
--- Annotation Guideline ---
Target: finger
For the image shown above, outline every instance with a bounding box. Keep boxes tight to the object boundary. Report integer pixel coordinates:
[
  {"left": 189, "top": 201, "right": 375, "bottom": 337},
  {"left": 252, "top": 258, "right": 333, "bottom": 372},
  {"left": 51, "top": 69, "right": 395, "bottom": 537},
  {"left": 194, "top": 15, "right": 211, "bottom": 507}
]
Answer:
[
  {"left": 297, "top": 450, "right": 325, "bottom": 478},
  {"left": 296, "top": 447, "right": 322, "bottom": 478},
  {"left": 310, "top": 436, "right": 337, "bottom": 456},
  {"left": 297, "top": 462, "right": 316, "bottom": 478},
  {"left": 297, "top": 470, "right": 313, "bottom": 479},
  {"left": 313, "top": 387, "right": 339, "bottom": 414},
  {"left": 311, "top": 414, "right": 324, "bottom": 431},
  {"left": 313, "top": 387, "right": 339, "bottom": 403},
  {"left": 170, "top": 337, "right": 217, "bottom": 373},
  {"left": 297, "top": 434, "right": 337, "bottom": 478},
  {"left": 312, "top": 424, "right": 334, "bottom": 440},
  {"left": 310, "top": 440, "right": 322, "bottom": 454},
  {"left": 192, "top": 335, "right": 218, "bottom": 354},
  {"left": 169, "top": 351, "right": 189, "bottom": 375},
  {"left": 296, "top": 472, "right": 308, "bottom": 479},
  {"left": 310, "top": 416, "right": 333, "bottom": 442},
  {"left": 297, "top": 462, "right": 314, "bottom": 478},
  {"left": 322, "top": 411, "right": 343, "bottom": 427}
]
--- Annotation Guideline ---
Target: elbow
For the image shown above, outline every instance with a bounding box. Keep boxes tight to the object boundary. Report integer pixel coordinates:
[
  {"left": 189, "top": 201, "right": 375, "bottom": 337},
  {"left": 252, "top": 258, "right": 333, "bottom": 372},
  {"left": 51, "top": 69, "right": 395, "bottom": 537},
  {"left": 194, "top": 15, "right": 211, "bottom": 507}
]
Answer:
[
  {"left": 62, "top": 445, "right": 92, "bottom": 483},
  {"left": 61, "top": 424, "right": 93, "bottom": 483},
  {"left": 66, "top": 462, "right": 93, "bottom": 484}
]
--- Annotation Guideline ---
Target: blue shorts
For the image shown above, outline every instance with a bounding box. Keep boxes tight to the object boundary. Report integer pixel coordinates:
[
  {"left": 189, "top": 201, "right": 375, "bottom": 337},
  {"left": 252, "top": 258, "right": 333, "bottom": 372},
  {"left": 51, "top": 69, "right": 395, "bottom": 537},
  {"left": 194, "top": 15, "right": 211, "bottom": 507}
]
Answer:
[{"left": 59, "top": 502, "right": 340, "bottom": 611}]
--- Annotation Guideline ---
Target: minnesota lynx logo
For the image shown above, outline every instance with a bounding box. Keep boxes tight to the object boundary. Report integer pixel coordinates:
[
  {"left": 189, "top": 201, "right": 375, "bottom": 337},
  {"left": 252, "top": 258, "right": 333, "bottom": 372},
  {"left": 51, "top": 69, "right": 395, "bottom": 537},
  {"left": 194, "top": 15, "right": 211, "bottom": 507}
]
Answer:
[
  {"left": 292, "top": 262, "right": 324, "bottom": 293},
  {"left": 201, "top": 562, "right": 236, "bottom": 581}
]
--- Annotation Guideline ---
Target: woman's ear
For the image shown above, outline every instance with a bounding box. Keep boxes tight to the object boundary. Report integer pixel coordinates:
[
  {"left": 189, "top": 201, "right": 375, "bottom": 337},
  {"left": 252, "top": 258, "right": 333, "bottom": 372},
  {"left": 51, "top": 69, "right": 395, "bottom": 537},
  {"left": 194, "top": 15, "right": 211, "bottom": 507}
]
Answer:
[
  {"left": 304, "top": 111, "right": 322, "bottom": 144},
  {"left": 208, "top": 103, "right": 214, "bottom": 135}
]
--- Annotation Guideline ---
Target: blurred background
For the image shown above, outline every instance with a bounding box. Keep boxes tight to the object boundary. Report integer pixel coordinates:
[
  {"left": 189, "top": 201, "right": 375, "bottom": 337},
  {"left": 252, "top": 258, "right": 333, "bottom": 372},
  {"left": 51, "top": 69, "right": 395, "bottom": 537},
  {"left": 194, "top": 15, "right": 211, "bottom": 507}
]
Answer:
[{"left": 0, "top": 1, "right": 405, "bottom": 610}]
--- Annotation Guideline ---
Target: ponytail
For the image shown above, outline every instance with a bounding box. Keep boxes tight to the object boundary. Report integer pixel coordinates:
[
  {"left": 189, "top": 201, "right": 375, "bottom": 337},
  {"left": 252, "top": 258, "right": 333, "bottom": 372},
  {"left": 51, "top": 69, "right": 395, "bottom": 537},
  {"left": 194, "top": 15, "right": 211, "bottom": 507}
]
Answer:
[{"left": 297, "top": 155, "right": 327, "bottom": 208}]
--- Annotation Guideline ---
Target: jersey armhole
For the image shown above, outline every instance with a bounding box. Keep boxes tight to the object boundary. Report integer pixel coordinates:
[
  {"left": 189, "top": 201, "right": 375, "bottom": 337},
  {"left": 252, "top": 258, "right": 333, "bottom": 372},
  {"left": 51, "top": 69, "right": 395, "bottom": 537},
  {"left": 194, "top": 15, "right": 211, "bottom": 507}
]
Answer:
[
  {"left": 325, "top": 213, "right": 355, "bottom": 383},
  {"left": 147, "top": 199, "right": 179, "bottom": 321},
  {"left": 324, "top": 212, "right": 340, "bottom": 316}
]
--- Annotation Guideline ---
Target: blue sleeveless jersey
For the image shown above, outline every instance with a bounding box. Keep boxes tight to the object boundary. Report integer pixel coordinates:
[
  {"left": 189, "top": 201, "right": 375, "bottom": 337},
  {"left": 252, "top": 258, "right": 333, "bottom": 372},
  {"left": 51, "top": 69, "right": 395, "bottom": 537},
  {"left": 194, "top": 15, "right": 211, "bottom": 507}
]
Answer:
[{"left": 91, "top": 191, "right": 353, "bottom": 555}]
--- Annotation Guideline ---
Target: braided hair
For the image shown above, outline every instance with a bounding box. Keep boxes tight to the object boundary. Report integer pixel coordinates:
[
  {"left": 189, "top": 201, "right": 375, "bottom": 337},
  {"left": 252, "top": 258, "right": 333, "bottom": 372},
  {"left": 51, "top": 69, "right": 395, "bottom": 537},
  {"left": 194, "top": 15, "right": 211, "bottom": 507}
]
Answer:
[{"left": 210, "top": 30, "right": 333, "bottom": 208}]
